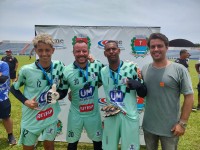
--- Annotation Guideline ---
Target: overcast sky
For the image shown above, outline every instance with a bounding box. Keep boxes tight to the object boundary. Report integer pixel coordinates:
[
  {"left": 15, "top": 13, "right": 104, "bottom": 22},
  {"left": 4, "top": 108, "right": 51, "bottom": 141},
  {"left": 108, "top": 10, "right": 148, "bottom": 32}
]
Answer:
[{"left": 0, "top": 0, "right": 199, "bottom": 43}]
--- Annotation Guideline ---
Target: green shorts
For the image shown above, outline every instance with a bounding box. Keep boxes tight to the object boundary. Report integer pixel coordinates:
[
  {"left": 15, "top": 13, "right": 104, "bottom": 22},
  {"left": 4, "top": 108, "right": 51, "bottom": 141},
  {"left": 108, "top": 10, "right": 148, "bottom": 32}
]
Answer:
[
  {"left": 102, "top": 113, "right": 140, "bottom": 150},
  {"left": 66, "top": 110, "right": 102, "bottom": 143},
  {"left": 18, "top": 122, "right": 57, "bottom": 146}
]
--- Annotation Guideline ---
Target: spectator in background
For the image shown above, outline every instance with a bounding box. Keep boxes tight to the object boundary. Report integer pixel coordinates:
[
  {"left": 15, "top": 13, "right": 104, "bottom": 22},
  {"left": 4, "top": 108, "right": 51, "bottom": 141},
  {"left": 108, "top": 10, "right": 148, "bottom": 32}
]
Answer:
[
  {"left": 195, "top": 60, "right": 200, "bottom": 110},
  {"left": 29, "top": 48, "right": 35, "bottom": 60},
  {"left": 174, "top": 49, "right": 190, "bottom": 71},
  {"left": 0, "top": 61, "right": 16, "bottom": 145},
  {"left": 142, "top": 33, "right": 194, "bottom": 150},
  {"left": 1, "top": 50, "right": 18, "bottom": 82}
]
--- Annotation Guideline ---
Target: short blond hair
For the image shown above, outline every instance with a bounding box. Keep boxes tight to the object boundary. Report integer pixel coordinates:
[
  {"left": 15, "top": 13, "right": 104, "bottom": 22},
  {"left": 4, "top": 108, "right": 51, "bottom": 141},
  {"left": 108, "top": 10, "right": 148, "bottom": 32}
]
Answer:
[{"left": 32, "top": 33, "right": 54, "bottom": 48}]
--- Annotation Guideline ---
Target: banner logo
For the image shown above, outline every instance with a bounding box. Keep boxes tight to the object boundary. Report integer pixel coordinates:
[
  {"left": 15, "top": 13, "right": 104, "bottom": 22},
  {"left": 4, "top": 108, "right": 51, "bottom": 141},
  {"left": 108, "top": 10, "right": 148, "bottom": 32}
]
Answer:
[
  {"left": 72, "top": 34, "right": 91, "bottom": 50},
  {"left": 98, "top": 40, "right": 125, "bottom": 50},
  {"left": 53, "top": 38, "right": 67, "bottom": 49},
  {"left": 137, "top": 96, "right": 144, "bottom": 112},
  {"left": 98, "top": 40, "right": 108, "bottom": 49},
  {"left": 98, "top": 98, "right": 107, "bottom": 105},
  {"left": 131, "top": 35, "right": 149, "bottom": 57}
]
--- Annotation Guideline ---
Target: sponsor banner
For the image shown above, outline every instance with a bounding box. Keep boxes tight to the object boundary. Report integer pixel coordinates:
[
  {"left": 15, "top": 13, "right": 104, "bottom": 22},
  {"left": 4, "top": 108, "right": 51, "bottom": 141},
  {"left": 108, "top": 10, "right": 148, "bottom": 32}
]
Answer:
[{"left": 36, "top": 25, "right": 160, "bottom": 145}]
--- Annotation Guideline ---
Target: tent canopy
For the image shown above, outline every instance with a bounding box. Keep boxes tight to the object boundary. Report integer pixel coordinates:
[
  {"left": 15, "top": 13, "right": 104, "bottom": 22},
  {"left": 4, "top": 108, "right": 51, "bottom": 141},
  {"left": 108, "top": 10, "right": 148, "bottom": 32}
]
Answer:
[{"left": 169, "top": 39, "right": 195, "bottom": 47}]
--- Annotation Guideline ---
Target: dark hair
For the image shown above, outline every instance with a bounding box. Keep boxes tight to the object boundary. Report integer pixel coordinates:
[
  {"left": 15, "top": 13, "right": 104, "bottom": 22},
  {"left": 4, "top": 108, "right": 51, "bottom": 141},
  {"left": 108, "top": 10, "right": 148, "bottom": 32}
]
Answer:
[
  {"left": 147, "top": 33, "right": 169, "bottom": 47},
  {"left": 104, "top": 40, "right": 119, "bottom": 49},
  {"left": 180, "top": 49, "right": 187, "bottom": 55}
]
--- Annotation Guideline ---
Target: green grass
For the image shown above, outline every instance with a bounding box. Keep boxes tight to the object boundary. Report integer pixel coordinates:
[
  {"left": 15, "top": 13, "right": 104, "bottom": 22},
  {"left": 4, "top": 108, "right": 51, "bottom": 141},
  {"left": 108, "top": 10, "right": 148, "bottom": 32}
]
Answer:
[{"left": 0, "top": 55, "right": 200, "bottom": 150}]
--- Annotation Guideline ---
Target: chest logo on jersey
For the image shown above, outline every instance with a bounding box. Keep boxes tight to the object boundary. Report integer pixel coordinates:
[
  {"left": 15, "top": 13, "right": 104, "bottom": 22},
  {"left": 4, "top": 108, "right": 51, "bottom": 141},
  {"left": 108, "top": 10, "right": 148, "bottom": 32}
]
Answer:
[
  {"left": 79, "top": 86, "right": 95, "bottom": 98},
  {"left": 38, "top": 92, "right": 48, "bottom": 109},
  {"left": 36, "top": 107, "right": 53, "bottom": 120},
  {"left": 110, "top": 90, "right": 124, "bottom": 102},
  {"left": 79, "top": 103, "right": 94, "bottom": 112}
]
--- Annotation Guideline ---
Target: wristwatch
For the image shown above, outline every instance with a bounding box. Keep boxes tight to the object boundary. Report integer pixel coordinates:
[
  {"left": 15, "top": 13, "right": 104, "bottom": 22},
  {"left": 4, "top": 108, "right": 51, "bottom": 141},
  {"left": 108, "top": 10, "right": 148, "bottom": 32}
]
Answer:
[{"left": 178, "top": 120, "right": 187, "bottom": 129}]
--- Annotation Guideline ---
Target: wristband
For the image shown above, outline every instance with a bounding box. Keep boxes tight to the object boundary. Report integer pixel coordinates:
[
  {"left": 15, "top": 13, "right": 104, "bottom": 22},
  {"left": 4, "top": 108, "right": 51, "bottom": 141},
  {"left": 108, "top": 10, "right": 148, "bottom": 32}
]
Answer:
[{"left": 178, "top": 120, "right": 187, "bottom": 129}]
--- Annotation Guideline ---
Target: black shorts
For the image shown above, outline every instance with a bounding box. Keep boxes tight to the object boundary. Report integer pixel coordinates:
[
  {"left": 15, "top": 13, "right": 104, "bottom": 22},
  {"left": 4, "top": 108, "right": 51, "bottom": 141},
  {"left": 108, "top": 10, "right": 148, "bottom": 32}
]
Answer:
[
  {"left": 0, "top": 99, "right": 11, "bottom": 119},
  {"left": 10, "top": 71, "right": 16, "bottom": 79}
]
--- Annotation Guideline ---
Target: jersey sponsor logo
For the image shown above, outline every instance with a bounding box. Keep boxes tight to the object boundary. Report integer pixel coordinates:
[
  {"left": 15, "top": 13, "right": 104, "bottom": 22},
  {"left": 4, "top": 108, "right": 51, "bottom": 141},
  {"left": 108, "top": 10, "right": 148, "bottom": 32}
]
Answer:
[
  {"left": 79, "top": 86, "right": 95, "bottom": 98},
  {"left": 36, "top": 107, "right": 53, "bottom": 120},
  {"left": 79, "top": 103, "right": 94, "bottom": 112},
  {"left": 110, "top": 90, "right": 124, "bottom": 102},
  {"left": 38, "top": 92, "right": 48, "bottom": 108},
  {"left": 131, "top": 35, "right": 149, "bottom": 58}
]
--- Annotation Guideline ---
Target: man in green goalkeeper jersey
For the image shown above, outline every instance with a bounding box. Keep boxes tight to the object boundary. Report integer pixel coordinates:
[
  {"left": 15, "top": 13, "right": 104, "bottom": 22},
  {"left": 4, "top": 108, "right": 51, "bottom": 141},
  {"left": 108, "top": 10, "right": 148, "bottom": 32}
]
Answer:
[
  {"left": 10, "top": 33, "right": 67, "bottom": 150},
  {"left": 63, "top": 40, "right": 104, "bottom": 150},
  {"left": 101, "top": 40, "right": 147, "bottom": 150}
]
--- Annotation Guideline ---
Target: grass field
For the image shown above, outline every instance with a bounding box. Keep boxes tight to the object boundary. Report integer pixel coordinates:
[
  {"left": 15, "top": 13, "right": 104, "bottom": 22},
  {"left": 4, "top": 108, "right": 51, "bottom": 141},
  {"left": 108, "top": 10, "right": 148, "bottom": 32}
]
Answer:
[{"left": 0, "top": 55, "right": 200, "bottom": 150}]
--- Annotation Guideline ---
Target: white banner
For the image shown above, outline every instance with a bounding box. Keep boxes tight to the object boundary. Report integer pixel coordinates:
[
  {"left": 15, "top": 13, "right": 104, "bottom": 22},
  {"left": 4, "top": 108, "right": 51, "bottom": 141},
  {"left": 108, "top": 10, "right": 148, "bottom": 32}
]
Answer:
[{"left": 35, "top": 25, "right": 160, "bottom": 145}]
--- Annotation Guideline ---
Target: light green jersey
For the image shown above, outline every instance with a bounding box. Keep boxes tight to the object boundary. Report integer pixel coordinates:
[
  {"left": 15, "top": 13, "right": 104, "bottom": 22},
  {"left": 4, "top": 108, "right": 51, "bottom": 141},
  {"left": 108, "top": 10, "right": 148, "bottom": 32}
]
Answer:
[
  {"left": 63, "top": 60, "right": 104, "bottom": 117},
  {"left": 101, "top": 61, "right": 141, "bottom": 120},
  {"left": 13, "top": 60, "right": 66, "bottom": 133}
]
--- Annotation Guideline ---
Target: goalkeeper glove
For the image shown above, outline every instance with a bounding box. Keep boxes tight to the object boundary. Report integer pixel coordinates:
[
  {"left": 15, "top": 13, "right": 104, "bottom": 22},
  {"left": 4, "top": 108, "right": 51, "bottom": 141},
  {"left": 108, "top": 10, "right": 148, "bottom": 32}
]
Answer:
[{"left": 46, "top": 84, "right": 60, "bottom": 104}]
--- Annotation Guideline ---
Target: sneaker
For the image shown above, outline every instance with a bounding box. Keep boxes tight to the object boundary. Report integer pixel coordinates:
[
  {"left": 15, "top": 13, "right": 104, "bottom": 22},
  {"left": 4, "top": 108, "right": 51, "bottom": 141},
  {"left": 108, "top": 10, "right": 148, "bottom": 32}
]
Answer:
[
  {"left": 8, "top": 135, "right": 17, "bottom": 146},
  {"left": 197, "top": 105, "right": 200, "bottom": 110},
  {"left": 192, "top": 107, "right": 197, "bottom": 111}
]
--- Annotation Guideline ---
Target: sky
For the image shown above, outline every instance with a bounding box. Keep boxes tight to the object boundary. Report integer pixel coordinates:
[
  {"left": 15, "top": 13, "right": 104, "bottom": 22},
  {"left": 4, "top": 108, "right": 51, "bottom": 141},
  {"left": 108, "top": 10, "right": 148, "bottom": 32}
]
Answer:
[{"left": 0, "top": 0, "right": 200, "bottom": 43}]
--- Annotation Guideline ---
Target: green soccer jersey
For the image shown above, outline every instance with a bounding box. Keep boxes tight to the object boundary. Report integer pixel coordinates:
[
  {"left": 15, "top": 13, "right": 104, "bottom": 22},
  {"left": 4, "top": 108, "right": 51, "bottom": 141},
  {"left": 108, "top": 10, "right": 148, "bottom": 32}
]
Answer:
[
  {"left": 63, "top": 60, "right": 104, "bottom": 117},
  {"left": 13, "top": 60, "right": 66, "bottom": 133},
  {"left": 101, "top": 61, "right": 141, "bottom": 120}
]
